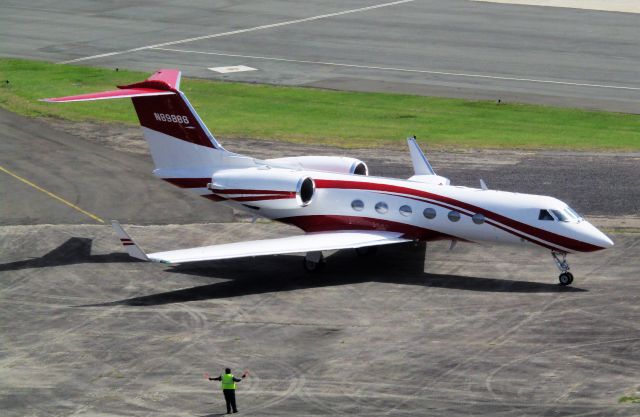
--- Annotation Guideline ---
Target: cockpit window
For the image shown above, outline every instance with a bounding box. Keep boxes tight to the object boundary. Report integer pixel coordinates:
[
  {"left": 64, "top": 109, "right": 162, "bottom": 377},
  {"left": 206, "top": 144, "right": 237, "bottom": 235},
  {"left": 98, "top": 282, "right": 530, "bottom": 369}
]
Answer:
[
  {"left": 551, "top": 209, "right": 570, "bottom": 222},
  {"left": 538, "top": 209, "right": 554, "bottom": 221},
  {"left": 565, "top": 207, "right": 582, "bottom": 220}
]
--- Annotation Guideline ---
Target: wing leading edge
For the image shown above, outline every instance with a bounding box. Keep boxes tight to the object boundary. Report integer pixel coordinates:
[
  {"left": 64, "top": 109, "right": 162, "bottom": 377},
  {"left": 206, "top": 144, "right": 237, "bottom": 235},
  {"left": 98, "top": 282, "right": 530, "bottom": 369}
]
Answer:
[{"left": 111, "top": 221, "right": 410, "bottom": 264}]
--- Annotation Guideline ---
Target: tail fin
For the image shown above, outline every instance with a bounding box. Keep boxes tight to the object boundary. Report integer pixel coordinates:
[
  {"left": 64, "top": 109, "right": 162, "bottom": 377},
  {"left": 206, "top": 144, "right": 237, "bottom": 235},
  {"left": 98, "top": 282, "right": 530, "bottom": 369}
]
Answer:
[{"left": 42, "top": 69, "right": 244, "bottom": 183}]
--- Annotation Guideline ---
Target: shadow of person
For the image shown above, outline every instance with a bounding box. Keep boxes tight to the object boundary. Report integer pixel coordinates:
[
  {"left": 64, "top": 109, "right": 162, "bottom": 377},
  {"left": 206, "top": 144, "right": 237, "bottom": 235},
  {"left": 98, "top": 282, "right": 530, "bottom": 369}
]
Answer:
[
  {"left": 0, "top": 237, "right": 134, "bottom": 272},
  {"left": 82, "top": 242, "right": 585, "bottom": 307}
]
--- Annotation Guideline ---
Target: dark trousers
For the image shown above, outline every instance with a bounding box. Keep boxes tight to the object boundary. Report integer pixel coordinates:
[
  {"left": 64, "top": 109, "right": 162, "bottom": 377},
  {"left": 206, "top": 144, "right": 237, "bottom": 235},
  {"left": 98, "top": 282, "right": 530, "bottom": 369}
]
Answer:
[{"left": 223, "top": 389, "right": 237, "bottom": 413}]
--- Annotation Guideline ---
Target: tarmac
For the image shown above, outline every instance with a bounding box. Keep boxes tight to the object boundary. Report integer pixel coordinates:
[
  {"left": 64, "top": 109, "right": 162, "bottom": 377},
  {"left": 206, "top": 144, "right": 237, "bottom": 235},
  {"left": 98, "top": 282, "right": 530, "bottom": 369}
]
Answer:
[
  {"left": 1, "top": 1, "right": 640, "bottom": 414},
  {"left": 1, "top": 110, "right": 640, "bottom": 416},
  {"left": 2, "top": 0, "right": 640, "bottom": 113}
]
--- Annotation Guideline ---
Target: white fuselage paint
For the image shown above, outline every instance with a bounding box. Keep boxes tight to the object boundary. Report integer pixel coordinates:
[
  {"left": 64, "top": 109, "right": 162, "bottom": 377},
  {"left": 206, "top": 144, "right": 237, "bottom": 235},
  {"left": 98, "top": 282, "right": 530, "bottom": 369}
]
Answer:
[
  {"left": 141, "top": 126, "right": 611, "bottom": 254},
  {"left": 196, "top": 167, "right": 613, "bottom": 254}
]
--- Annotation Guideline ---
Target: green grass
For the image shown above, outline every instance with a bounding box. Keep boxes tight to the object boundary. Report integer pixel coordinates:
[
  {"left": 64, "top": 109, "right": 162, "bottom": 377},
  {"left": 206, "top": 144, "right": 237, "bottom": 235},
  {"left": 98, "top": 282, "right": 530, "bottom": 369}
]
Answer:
[
  {"left": 619, "top": 395, "right": 640, "bottom": 404},
  {"left": 1, "top": 57, "right": 639, "bottom": 149}
]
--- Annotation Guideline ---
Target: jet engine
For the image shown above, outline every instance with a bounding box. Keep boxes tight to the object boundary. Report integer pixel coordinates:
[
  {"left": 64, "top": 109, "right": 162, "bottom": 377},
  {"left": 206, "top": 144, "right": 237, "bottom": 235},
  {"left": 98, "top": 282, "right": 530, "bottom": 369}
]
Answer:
[
  {"left": 265, "top": 156, "right": 368, "bottom": 176},
  {"left": 210, "top": 167, "right": 315, "bottom": 209}
]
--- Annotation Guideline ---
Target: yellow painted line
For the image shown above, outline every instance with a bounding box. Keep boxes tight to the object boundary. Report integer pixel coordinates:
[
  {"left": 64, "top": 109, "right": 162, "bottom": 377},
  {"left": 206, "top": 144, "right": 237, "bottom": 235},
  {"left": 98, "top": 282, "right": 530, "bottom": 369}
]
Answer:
[{"left": 0, "top": 165, "right": 105, "bottom": 224}]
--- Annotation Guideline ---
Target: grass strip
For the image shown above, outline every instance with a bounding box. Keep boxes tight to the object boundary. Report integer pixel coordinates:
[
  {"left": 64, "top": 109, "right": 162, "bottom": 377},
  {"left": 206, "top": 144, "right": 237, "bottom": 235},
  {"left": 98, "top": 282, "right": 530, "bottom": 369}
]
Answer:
[
  {"left": 619, "top": 395, "right": 640, "bottom": 404},
  {"left": 1, "top": 57, "right": 639, "bottom": 149}
]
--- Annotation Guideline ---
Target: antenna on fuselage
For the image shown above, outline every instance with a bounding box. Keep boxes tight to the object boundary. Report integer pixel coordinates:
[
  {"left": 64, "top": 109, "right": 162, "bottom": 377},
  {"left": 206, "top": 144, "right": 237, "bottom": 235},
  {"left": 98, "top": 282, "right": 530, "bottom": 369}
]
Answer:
[{"left": 480, "top": 179, "right": 489, "bottom": 190}]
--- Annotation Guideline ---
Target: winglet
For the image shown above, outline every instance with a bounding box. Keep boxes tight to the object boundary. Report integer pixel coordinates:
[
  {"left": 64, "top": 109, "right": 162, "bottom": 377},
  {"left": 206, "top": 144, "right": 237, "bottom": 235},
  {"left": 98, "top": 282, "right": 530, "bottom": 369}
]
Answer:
[
  {"left": 406, "top": 136, "right": 451, "bottom": 185},
  {"left": 407, "top": 136, "right": 436, "bottom": 176},
  {"left": 111, "top": 220, "right": 149, "bottom": 261}
]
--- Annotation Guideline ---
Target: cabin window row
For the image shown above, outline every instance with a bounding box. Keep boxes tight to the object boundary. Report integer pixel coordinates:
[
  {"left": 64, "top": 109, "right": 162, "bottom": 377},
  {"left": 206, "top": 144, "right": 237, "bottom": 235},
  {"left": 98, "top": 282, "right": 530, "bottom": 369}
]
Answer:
[{"left": 351, "top": 199, "right": 485, "bottom": 224}]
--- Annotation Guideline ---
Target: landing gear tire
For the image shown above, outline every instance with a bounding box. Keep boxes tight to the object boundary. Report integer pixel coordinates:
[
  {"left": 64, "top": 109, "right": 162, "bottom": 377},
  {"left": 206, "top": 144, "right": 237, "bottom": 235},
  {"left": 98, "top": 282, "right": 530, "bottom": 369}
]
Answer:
[
  {"left": 559, "top": 272, "right": 574, "bottom": 286},
  {"left": 552, "top": 251, "right": 573, "bottom": 286},
  {"left": 303, "top": 258, "right": 325, "bottom": 273}
]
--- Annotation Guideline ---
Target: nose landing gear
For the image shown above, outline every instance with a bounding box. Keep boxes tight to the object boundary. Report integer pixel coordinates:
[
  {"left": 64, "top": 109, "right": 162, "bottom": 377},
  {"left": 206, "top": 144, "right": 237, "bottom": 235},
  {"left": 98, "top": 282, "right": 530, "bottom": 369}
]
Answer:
[{"left": 552, "top": 251, "right": 573, "bottom": 285}]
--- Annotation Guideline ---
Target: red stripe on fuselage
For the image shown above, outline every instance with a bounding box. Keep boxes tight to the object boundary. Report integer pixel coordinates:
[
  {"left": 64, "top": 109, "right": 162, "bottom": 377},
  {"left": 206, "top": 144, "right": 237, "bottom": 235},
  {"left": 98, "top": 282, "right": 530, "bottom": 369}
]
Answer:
[
  {"left": 314, "top": 179, "right": 602, "bottom": 252},
  {"left": 163, "top": 178, "right": 210, "bottom": 188},
  {"left": 379, "top": 192, "right": 562, "bottom": 251},
  {"left": 279, "top": 215, "right": 459, "bottom": 241}
]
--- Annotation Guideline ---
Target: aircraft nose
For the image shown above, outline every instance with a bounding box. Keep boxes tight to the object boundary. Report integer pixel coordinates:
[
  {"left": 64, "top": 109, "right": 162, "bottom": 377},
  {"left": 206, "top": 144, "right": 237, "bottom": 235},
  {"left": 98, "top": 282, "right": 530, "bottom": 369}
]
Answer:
[
  {"left": 585, "top": 223, "right": 614, "bottom": 249},
  {"left": 595, "top": 231, "right": 614, "bottom": 249}
]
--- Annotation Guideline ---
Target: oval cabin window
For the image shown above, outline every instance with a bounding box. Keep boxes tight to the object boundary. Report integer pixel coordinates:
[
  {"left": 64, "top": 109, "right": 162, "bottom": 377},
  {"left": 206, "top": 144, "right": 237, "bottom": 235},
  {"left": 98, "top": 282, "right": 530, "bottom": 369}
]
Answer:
[
  {"left": 399, "top": 205, "right": 412, "bottom": 216},
  {"left": 472, "top": 213, "right": 485, "bottom": 224},
  {"left": 375, "top": 202, "right": 388, "bottom": 214},
  {"left": 423, "top": 207, "right": 436, "bottom": 219}
]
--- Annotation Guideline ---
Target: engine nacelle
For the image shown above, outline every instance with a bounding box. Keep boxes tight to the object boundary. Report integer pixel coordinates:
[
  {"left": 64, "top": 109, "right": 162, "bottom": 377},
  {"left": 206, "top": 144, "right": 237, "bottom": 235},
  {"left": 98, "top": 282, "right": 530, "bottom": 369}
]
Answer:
[
  {"left": 265, "top": 156, "right": 368, "bottom": 176},
  {"left": 210, "top": 168, "right": 315, "bottom": 209}
]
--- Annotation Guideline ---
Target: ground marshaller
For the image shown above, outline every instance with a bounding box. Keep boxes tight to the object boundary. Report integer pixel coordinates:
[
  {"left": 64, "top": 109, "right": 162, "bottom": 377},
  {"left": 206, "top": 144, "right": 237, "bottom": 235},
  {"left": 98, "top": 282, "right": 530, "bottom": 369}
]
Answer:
[{"left": 209, "top": 367, "right": 247, "bottom": 414}]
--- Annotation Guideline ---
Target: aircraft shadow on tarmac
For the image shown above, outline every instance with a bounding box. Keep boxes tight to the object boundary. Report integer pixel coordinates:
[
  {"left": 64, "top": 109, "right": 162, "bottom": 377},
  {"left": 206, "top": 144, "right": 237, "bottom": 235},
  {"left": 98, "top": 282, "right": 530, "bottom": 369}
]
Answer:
[
  {"left": 0, "top": 237, "right": 585, "bottom": 306},
  {"left": 0, "top": 237, "right": 136, "bottom": 272},
  {"left": 85, "top": 243, "right": 585, "bottom": 307}
]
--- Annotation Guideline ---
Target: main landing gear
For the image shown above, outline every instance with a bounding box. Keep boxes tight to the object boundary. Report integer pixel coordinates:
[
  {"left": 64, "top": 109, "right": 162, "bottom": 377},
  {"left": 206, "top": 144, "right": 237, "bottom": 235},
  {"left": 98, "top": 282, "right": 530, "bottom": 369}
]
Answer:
[
  {"left": 303, "top": 251, "right": 325, "bottom": 273},
  {"left": 552, "top": 251, "right": 573, "bottom": 286},
  {"left": 303, "top": 246, "right": 379, "bottom": 272}
]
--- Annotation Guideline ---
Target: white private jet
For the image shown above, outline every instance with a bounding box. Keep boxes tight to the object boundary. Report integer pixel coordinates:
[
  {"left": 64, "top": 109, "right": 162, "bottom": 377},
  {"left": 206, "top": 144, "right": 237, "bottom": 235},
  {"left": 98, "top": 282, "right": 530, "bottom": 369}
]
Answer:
[{"left": 43, "top": 69, "right": 613, "bottom": 286}]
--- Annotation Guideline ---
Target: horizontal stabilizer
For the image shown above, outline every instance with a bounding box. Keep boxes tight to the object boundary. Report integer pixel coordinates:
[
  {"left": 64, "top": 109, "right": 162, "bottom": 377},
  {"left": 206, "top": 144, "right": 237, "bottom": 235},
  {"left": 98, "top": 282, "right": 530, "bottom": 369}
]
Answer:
[
  {"left": 41, "top": 88, "right": 174, "bottom": 102},
  {"left": 40, "top": 69, "right": 181, "bottom": 102}
]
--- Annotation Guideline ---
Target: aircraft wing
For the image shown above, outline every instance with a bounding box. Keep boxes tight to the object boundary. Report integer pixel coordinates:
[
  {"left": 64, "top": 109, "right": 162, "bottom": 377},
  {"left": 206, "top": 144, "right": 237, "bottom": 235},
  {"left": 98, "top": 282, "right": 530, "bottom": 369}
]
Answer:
[{"left": 111, "top": 221, "right": 410, "bottom": 264}]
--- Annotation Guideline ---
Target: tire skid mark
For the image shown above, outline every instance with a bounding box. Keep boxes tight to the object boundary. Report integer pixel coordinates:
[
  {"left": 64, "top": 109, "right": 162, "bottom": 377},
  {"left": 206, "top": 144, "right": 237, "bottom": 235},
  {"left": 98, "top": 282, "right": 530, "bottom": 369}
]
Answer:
[{"left": 485, "top": 336, "right": 640, "bottom": 400}]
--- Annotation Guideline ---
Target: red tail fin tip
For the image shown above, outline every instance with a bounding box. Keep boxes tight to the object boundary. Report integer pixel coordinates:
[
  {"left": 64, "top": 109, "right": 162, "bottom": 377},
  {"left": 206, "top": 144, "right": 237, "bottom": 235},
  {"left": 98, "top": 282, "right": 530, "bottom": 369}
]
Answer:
[{"left": 118, "top": 69, "right": 181, "bottom": 92}]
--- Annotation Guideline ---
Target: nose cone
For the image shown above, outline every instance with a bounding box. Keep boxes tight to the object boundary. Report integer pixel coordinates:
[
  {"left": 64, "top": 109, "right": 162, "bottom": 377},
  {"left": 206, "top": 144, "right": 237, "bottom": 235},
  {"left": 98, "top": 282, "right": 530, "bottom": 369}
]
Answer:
[
  {"left": 595, "top": 230, "right": 614, "bottom": 249},
  {"left": 584, "top": 222, "right": 614, "bottom": 250}
]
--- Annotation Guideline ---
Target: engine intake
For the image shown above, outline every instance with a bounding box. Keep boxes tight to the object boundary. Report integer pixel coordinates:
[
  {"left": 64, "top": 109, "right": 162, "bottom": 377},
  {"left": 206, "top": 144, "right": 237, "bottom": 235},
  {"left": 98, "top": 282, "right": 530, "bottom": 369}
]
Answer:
[{"left": 297, "top": 177, "right": 315, "bottom": 206}]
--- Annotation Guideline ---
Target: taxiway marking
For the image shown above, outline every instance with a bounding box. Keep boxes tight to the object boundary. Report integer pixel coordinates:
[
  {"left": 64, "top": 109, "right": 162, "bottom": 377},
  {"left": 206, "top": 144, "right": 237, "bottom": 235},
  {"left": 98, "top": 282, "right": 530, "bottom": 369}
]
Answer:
[
  {"left": 0, "top": 165, "right": 105, "bottom": 224},
  {"left": 57, "top": 0, "right": 415, "bottom": 64},
  {"left": 153, "top": 47, "right": 640, "bottom": 91}
]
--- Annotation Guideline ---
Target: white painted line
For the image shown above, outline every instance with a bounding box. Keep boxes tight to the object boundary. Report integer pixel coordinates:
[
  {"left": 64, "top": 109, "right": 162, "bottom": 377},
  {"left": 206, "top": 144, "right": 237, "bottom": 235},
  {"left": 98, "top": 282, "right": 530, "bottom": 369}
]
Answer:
[
  {"left": 209, "top": 65, "right": 257, "bottom": 74},
  {"left": 57, "top": 0, "right": 415, "bottom": 64},
  {"left": 153, "top": 47, "right": 640, "bottom": 91}
]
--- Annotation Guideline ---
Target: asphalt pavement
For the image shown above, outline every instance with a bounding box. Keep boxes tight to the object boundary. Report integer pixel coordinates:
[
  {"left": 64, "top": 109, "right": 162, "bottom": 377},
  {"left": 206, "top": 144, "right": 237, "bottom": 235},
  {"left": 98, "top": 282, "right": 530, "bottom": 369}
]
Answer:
[
  {"left": 2, "top": 0, "right": 639, "bottom": 112},
  {"left": 1, "top": 223, "right": 639, "bottom": 416}
]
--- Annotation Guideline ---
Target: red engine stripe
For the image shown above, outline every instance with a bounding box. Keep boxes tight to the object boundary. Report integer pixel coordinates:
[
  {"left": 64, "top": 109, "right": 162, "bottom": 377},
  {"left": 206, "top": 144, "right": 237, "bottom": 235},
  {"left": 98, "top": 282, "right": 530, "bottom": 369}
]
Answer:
[
  {"left": 230, "top": 195, "right": 296, "bottom": 202},
  {"left": 211, "top": 189, "right": 296, "bottom": 196}
]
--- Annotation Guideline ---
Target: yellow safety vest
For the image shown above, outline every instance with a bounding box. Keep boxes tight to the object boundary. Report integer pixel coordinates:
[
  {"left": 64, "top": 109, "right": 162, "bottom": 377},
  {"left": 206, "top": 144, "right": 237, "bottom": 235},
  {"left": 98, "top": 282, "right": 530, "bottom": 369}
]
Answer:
[{"left": 221, "top": 373, "right": 236, "bottom": 390}]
